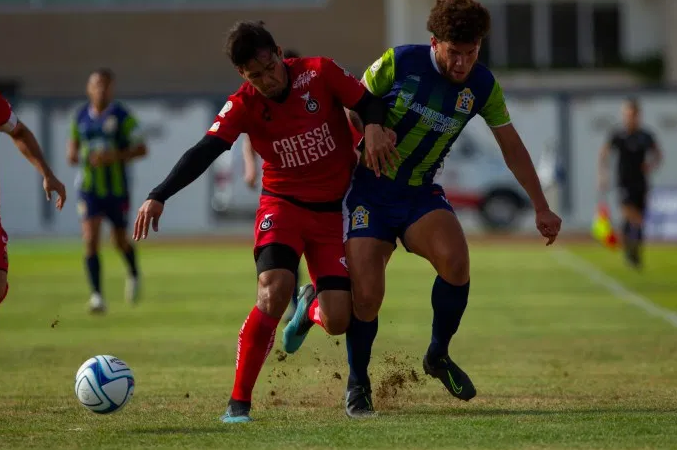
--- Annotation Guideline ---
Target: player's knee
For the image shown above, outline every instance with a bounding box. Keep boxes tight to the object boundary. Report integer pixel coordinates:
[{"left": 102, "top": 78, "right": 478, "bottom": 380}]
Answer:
[
  {"left": 256, "top": 269, "right": 295, "bottom": 318},
  {"left": 434, "top": 246, "right": 469, "bottom": 285},
  {"left": 351, "top": 281, "right": 384, "bottom": 322},
  {"left": 84, "top": 239, "right": 99, "bottom": 256},
  {"left": 318, "top": 291, "right": 352, "bottom": 335}
]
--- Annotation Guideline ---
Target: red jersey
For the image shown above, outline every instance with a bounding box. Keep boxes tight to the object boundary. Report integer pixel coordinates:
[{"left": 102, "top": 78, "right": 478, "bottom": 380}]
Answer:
[
  {"left": 0, "top": 95, "right": 18, "bottom": 134},
  {"left": 207, "top": 57, "right": 366, "bottom": 203}
]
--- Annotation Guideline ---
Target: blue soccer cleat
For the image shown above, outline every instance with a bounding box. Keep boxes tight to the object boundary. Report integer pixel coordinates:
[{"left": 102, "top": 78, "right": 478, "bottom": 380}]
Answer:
[
  {"left": 220, "top": 398, "right": 253, "bottom": 423},
  {"left": 282, "top": 283, "right": 316, "bottom": 354}
]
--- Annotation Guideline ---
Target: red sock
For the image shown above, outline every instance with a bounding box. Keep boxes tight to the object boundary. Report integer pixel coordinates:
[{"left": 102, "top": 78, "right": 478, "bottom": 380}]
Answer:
[
  {"left": 231, "top": 306, "right": 279, "bottom": 402},
  {"left": 307, "top": 298, "right": 325, "bottom": 329}
]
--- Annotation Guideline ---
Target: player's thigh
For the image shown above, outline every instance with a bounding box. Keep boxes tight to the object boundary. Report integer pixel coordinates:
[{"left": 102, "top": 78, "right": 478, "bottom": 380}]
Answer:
[
  {"left": 305, "top": 214, "right": 353, "bottom": 333},
  {"left": 345, "top": 237, "right": 393, "bottom": 322},
  {"left": 253, "top": 197, "right": 305, "bottom": 317},
  {"left": 402, "top": 191, "right": 469, "bottom": 284},
  {"left": 106, "top": 197, "right": 131, "bottom": 236}
]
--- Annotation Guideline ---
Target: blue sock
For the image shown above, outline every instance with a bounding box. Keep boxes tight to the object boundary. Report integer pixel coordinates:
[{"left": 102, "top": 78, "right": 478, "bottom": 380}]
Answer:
[
  {"left": 346, "top": 315, "right": 378, "bottom": 386},
  {"left": 123, "top": 246, "right": 139, "bottom": 277},
  {"left": 427, "top": 276, "right": 470, "bottom": 360},
  {"left": 85, "top": 254, "right": 101, "bottom": 294},
  {"left": 291, "top": 265, "right": 299, "bottom": 308}
]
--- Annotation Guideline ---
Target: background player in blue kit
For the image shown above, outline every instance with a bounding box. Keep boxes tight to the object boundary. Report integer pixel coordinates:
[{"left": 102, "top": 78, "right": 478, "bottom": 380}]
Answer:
[
  {"left": 284, "top": 0, "right": 562, "bottom": 417},
  {"left": 68, "top": 68, "right": 148, "bottom": 314}
]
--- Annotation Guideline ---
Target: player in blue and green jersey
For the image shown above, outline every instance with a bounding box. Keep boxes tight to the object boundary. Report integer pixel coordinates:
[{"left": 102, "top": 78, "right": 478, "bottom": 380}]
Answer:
[
  {"left": 68, "top": 68, "right": 148, "bottom": 314},
  {"left": 283, "top": 0, "right": 563, "bottom": 418}
]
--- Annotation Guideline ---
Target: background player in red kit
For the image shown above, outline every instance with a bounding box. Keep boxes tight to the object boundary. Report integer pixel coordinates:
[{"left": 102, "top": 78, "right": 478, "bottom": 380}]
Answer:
[
  {"left": 132, "top": 21, "right": 394, "bottom": 423},
  {"left": 0, "top": 94, "right": 67, "bottom": 304}
]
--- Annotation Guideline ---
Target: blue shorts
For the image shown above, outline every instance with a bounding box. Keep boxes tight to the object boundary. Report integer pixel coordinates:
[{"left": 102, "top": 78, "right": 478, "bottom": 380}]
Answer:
[
  {"left": 77, "top": 193, "right": 130, "bottom": 229},
  {"left": 342, "top": 166, "right": 454, "bottom": 250}
]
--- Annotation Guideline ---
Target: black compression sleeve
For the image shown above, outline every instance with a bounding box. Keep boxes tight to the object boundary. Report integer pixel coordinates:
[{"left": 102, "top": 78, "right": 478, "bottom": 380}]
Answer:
[
  {"left": 147, "top": 135, "right": 231, "bottom": 203},
  {"left": 351, "top": 90, "right": 388, "bottom": 127}
]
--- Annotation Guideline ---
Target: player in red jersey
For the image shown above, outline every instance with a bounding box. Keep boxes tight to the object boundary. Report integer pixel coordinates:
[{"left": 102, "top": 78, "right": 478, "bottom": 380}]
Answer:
[
  {"left": 132, "top": 21, "right": 395, "bottom": 423},
  {"left": 0, "top": 94, "right": 67, "bottom": 304}
]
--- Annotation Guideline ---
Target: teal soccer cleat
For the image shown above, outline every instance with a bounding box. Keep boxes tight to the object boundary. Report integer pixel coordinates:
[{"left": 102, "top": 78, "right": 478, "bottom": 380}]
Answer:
[
  {"left": 282, "top": 283, "right": 316, "bottom": 354},
  {"left": 220, "top": 398, "right": 253, "bottom": 423}
]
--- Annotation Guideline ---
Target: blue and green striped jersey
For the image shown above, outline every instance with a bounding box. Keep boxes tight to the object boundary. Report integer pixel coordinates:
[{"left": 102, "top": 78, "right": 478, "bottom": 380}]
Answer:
[
  {"left": 71, "top": 102, "right": 144, "bottom": 198},
  {"left": 363, "top": 45, "right": 511, "bottom": 186}
]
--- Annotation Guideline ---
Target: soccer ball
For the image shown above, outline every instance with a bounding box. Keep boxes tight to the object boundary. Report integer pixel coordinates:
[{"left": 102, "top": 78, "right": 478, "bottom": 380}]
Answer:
[{"left": 74, "top": 355, "right": 135, "bottom": 414}]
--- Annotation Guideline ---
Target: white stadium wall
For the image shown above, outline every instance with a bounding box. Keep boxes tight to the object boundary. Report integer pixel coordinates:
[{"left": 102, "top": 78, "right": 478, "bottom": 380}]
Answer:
[{"left": 1, "top": 92, "right": 676, "bottom": 238}]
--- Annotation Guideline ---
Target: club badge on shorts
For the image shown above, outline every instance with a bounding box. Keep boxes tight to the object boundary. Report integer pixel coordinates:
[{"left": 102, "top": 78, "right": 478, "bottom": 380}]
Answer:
[
  {"left": 351, "top": 206, "right": 369, "bottom": 230},
  {"left": 259, "top": 213, "right": 274, "bottom": 231}
]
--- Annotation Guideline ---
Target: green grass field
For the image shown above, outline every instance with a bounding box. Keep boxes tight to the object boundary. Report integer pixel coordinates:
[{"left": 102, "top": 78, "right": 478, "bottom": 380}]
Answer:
[{"left": 1, "top": 238, "right": 676, "bottom": 449}]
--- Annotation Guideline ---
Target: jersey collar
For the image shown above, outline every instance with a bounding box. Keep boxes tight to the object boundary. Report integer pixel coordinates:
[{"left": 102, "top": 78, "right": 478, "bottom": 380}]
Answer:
[{"left": 88, "top": 102, "right": 114, "bottom": 119}]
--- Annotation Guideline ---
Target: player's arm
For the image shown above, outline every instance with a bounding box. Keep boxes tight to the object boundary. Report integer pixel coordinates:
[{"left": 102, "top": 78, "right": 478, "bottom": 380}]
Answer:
[
  {"left": 482, "top": 80, "right": 561, "bottom": 244},
  {"left": 320, "top": 57, "right": 396, "bottom": 176},
  {"left": 133, "top": 96, "right": 244, "bottom": 240},
  {"left": 242, "top": 134, "right": 259, "bottom": 189},
  {"left": 2, "top": 119, "right": 67, "bottom": 209},
  {"left": 117, "top": 113, "right": 148, "bottom": 162},
  {"left": 644, "top": 132, "right": 663, "bottom": 174},
  {"left": 67, "top": 119, "right": 79, "bottom": 166},
  {"left": 597, "top": 136, "right": 614, "bottom": 192}
]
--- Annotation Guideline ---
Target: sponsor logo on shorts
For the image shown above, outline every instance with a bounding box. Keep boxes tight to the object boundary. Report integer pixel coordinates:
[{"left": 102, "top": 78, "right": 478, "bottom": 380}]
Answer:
[
  {"left": 259, "top": 213, "right": 274, "bottom": 231},
  {"left": 301, "top": 92, "right": 320, "bottom": 114},
  {"left": 339, "top": 256, "right": 348, "bottom": 271},
  {"left": 351, "top": 205, "right": 369, "bottom": 230}
]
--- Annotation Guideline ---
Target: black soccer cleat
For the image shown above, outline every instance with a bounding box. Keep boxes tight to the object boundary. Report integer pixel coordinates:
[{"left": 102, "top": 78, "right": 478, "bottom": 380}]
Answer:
[
  {"left": 423, "top": 353, "right": 476, "bottom": 402},
  {"left": 345, "top": 381, "right": 376, "bottom": 419}
]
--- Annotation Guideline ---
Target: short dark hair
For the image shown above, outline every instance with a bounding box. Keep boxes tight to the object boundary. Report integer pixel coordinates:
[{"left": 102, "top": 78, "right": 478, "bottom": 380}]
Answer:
[
  {"left": 225, "top": 20, "right": 278, "bottom": 67},
  {"left": 624, "top": 97, "right": 641, "bottom": 112},
  {"left": 427, "top": 0, "right": 491, "bottom": 44},
  {"left": 92, "top": 68, "right": 115, "bottom": 83},
  {"left": 283, "top": 49, "right": 301, "bottom": 59}
]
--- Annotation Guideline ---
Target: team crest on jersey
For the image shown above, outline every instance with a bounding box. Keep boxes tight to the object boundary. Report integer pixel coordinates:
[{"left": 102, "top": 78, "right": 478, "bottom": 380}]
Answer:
[
  {"left": 103, "top": 116, "right": 118, "bottom": 133},
  {"left": 455, "top": 88, "right": 475, "bottom": 114},
  {"left": 218, "top": 101, "right": 233, "bottom": 118},
  {"left": 259, "top": 213, "right": 274, "bottom": 231},
  {"left": 301, "top": 92, "right": 320, "bottom": 114},
  {"left": 351, "top": 205, "right": 369, "bottom": 230}
]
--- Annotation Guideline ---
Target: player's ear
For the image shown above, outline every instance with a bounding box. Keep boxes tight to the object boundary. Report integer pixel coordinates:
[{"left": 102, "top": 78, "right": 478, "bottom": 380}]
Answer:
[
  {"left": 237, "top": 67, "right": 246, "bottom": 80},
  {"left": 276, "top": 46, "right": 283, "bottom": 60},
  {"left": 431, "top": 36, "right": 438, "bottom": 51}
]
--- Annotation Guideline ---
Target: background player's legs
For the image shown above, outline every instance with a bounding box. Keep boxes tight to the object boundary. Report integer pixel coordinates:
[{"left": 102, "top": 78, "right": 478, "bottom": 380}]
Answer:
[
  {"left": 111, "top": 226, "right": 140, "bottom": 303},
  {"left": 402, "top": 208, "right": 476, "bottom": 401},
  {"left": 620, "top": 202, "right": 645, "bottom": 269},
  {"left": 82, "top": 215, "right": 105, "bottom": 313},
  {"left": 225, "top": 243, "right": 299, "bottom": 423}
]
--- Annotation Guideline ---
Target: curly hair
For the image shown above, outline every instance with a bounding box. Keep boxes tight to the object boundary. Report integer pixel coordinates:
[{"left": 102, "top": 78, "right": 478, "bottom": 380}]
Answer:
[{"left": 427, "top": 0, "right": 491, "bottom": 44}]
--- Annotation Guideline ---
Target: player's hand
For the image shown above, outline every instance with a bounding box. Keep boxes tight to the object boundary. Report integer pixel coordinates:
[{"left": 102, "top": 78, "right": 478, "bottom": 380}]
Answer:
[
  {"left": 43, "top": 174, "right": 66, "bottom": 210},
  {"left": 364, "top": 124, "right": 399, "bottom": 177},
  {"left": 244, "top": 167, "right": 258, "bottom": 190},
  {"left": 535, "top": 208, "right": 562, "bottom": 246},
  {"left": 133, "top": 199, "right": 164, "bottom": 241},
  {"left": 89, "top": 151, "right": 117, "bottom": 168}
]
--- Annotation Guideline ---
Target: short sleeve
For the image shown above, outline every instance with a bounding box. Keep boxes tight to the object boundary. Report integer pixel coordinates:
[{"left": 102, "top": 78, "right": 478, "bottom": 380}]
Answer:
[
  {"left": 319, "top": 57, "right": 366, "bottom": 109},
  {"left": 206, "top": 92, "right": 248, "bottom": 145},
  {"left": 0, "top": 95, "right": 18, "bottom": 133},
  {"left": 479, "top": 79, "right": 511, "bottom": 128},
  {"left": 362, "top": 48, "right": 396, "bottom": 97}
]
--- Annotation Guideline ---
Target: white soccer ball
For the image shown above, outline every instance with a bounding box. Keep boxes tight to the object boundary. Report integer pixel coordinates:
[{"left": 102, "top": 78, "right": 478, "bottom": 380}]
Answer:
[{"left": 74, "top": 355, "right": 135, "bottom": 414}]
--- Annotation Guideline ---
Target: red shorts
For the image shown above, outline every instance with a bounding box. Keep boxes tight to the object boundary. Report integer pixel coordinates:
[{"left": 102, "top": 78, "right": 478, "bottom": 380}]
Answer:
[{"left": 253, "top": 195, "right": 348, "bottom": 284}]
